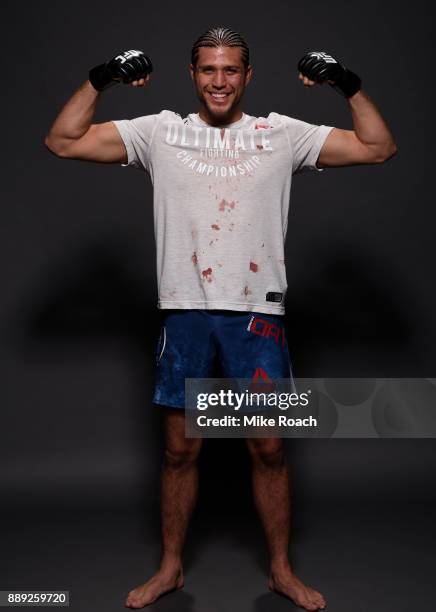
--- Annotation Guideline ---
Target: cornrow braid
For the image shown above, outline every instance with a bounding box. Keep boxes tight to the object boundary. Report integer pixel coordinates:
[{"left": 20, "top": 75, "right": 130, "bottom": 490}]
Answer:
[{"left": 191, "top": 26, "right": 250, "bottom": 69}]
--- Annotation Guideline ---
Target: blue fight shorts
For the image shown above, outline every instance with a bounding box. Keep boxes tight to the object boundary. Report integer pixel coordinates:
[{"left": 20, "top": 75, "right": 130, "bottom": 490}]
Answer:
[{"left": 153, "top": 310, "right": 293, "bottom": 409}]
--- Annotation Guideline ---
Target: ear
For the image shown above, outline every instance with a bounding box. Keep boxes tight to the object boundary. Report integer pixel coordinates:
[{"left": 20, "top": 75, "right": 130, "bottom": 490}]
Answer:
[
  {"left": 245, "top": 65, "right": 253, "bottom": 86},
  {"left": 189, "top": 63, "right": 195, "bottom": 80}
]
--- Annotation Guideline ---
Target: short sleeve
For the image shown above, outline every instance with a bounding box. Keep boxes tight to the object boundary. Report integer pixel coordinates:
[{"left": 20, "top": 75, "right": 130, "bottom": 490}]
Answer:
[
  {"left": 274, "top": 114, "right": 334, "bottom": 175},
  {"left": 112, "top": 114, "right": 160, "bottom": 172}
]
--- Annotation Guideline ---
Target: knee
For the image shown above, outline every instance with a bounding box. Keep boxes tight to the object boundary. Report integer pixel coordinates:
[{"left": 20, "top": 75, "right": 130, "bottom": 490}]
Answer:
[
  {"left": 246, "top": 438, "right": 285, "bottom": 468},
  {"left": 164, "top": 439, "right": 202, "bottom": 469}
]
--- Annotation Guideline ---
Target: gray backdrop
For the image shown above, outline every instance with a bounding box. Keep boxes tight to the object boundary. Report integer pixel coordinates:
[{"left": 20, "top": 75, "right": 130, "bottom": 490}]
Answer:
[{"left": 2, "top": 1, "right": 435, "bottom": 611}]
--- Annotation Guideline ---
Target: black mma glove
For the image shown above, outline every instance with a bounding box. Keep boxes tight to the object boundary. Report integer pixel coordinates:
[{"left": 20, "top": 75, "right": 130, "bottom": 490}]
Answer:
[
  {"left": 297, "top": 51, "right": 361, "bottom": 98},
  {"left": 89, "top": 49, "right": 153, "bottom": 92}
]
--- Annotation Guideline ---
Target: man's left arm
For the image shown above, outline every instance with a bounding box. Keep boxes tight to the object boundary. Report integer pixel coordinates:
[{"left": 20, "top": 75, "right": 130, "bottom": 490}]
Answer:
[
  {"left": 297, "top": 51, "right": 398, "bottom": 168},
  {"left": 317, "top": 90, "right": 397, "bottom": 167}
]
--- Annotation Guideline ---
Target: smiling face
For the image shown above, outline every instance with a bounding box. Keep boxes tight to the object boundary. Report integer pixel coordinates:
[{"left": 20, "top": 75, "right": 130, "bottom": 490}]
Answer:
[{"left": 190, "top": 46, "right": 252, "bottom": 126}]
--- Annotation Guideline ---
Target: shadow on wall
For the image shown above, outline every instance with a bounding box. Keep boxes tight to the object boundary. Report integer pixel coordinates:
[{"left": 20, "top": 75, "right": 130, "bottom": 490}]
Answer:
[
  {"left": 284, "top": 240, "right": 414, "bottom": 377},
  {"left": 21, "top": 238, "right": 159, "bottom": 346},
  {"left": 6, "top": 235, "right": 162, "bottom": 512}
]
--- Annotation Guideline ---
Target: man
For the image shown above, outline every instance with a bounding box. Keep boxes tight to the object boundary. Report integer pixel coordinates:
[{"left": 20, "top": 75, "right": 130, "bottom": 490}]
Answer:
[{"left": 45, "top": 27, "right": 397, "bottom": 611}]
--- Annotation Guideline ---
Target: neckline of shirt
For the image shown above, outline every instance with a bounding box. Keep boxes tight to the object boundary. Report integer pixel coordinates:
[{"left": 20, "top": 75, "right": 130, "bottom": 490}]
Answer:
[{"left": 187, "top": 112, "right": 252, "bottom": 129}]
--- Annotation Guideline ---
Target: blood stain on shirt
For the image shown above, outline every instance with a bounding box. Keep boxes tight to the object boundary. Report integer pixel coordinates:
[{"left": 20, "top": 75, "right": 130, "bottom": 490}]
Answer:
[
  {"left": 202, "top": 267, "right": 213, "bottom": 282},
  {"left": 250, "top": 261, "right": 259, "bottom": 273},
  {"left": 218, "top": 199, "right": 236, "bottom": 212},
  {"left": 256, "top": 145, "right": 264, "bottom": 150},
  {"left": 191, "top": 251, "right": 198, "bottom": 265},
  {"left": 211, "top": 224, "right": 220, "bottom": 230}
]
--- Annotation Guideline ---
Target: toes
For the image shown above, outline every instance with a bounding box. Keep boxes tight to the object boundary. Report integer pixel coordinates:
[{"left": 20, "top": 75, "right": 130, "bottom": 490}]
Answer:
[
  {"left": 311, "top": 590, "right": 326, "bottom": 609},
  {"left": 125, "top": 591, "right": 142, "bottom": 608},
  {"left": 125, "top": 597, "right": 137, "bottom": 606},
  {"left": 316, "top": 594, "right": 326, "bottom": 607},
  {"left": 308, "top": 597, "right": 320, "bottom": 611},
  {"left": 303, "top": 588, "right": 326, "bottom": 611},
  {"left": 313, "top": 597, "right": 326, "bottom": 609}
]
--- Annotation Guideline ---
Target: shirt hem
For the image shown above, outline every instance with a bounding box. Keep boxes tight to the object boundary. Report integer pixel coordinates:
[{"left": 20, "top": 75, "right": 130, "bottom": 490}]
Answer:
[{"left": 158, "top": 299, "right": 285, "bottom": 315}]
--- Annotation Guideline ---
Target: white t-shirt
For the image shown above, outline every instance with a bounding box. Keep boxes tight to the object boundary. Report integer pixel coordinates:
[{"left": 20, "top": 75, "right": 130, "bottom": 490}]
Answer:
[{"left": 113, "top": 110, "right": 333, "bottom": 315}]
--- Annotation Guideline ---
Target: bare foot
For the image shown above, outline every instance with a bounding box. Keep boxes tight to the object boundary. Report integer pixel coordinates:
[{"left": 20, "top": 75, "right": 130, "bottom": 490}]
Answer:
[
  {"left": 269, "top": 566, "right": 326, "bottom": 611},
  {"left": 125, "top": 567, "right": 184, "bottom": 608}
]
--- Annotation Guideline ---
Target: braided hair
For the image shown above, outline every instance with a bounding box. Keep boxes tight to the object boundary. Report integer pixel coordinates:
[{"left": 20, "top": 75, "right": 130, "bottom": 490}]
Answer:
[{"left": 191, "top": 27, "right": 250, "bottom": 69}]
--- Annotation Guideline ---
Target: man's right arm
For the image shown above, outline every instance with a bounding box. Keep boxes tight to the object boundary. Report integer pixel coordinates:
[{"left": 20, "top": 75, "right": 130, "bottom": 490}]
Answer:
[
  {"left": 45, "top": 50, "right": 152, "bottom": 163},
  {"left": 44, "top": 79, "right": 128, "bottom": 163}
]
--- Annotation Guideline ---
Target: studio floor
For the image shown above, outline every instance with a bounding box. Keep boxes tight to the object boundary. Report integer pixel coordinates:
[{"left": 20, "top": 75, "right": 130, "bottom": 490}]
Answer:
[{"left": 3, "top": 496, "right": 434, "bottom": 612}]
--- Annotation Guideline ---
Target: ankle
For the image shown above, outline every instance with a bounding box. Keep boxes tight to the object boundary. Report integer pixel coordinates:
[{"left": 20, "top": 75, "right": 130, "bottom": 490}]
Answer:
[
  {"left": 160, "top": 554, "right": 183, "bottom": 573},
  {"left": 270, "top": 557, "right": 292, "bottom": 575}
]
